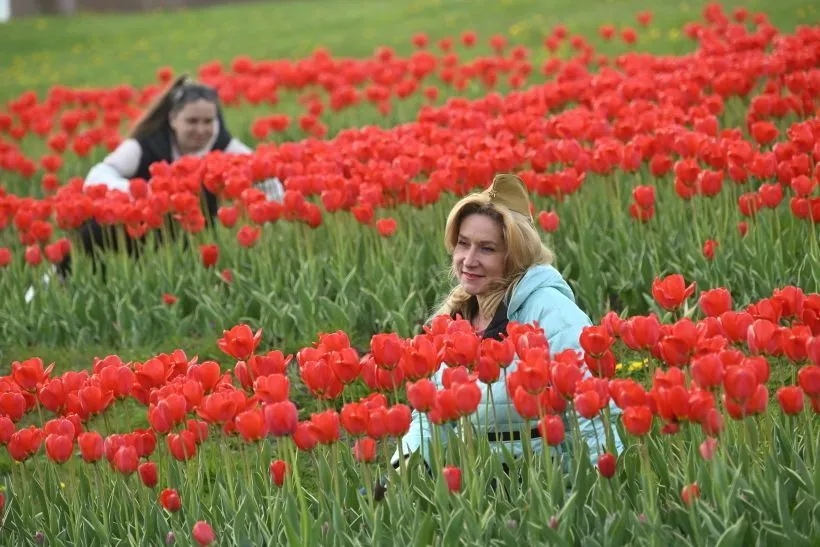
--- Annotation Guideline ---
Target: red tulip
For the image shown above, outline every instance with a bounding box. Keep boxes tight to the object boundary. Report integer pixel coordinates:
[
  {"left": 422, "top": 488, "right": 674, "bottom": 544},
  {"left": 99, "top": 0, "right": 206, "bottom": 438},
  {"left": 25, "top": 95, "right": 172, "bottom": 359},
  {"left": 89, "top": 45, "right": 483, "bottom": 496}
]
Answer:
[
  {"left": 293, "top": 421, "right": 319, "bottom": 452},
  {"left": 386, "top": 404, "right": 412, "bottom": 437},
  {"left": 139, "top": 461, "right": 158, "bottom": 488},
  {"left": 192, "top": 521, "right": 216, "bottom": 546},
  {"left": 78, "top": 431, "right": 104, "bottom": 462},
  {"left": 167, "top": 431, "right": 197, "bottom": 461},
  {"left": 691, "top": 354, "right": 724, "bottom": 390},
  {"left": 406, "top": 378, "right": 436, "bottom": 412},
  {"left": 263, "top": 400, "right": 298, "bottom": 437},
  {"left": 797, "top": 366, "right": 820, "bottom": 397},
  {"left": 699, "top": 438, "right": 718, "bottom": 461},
  {"left": 159, "top": 488, "right": 181, "bottom": 512},
  {"left": 340, "top": 402, "right": 369, "bottom": 436},
  {"left": 579, "top": 326, "right": 613, "bottom": 357},
  {"left": 622, "top": 405, "right": 653, "bottom": 436},
  {"left": 11, "top": 357, "right": 55, "bottom": 392},
  {"left": 0, "top": 417, "right": 15, "bottom": 445},
  {"left": 217, "top": 324, "right": 262, "bottom": 360},
  {"left": 776, "top": 386, "right": 804, "bottom": 415},
  {"left": 699, "top": 288, "right": 732, "bottom": 317},
  {"left": 353, "top": 437, "right": 378, "bottom": 463},
  {"left": 681, "top": 483, "right": 701, "bottom": 505},
  {"left": 538, "top": 415, "right": 565, "bottom": 446},
  {"left": 270, "top": 459, "right": 288, "bottom": 486},
  {"left": 702, "top": 239, "right": 718, "bottom": 260},
  {"left": 651, "top": 274, "right": 696, "bottom": 310},
  {"left": 442, "top": 466, "right": 462, "bottom": 493},
  {"left": 162, "top": 293, "right": 178, "bottom": 305},
  {"left": 45, "top": 433, "right": 73, "bottom": 464},
  {"left": 310, "top": 409, "right": 340, "bottom": 444},
  {"left": 375, "top": 217, "right": 397, "bottom": 237},
  {"left": 237, "top": 225, "right": 261, "bottom": 248},
  {"left": 597, "top": 452, "right": 616, "bottom": 479},
  {"left": 371, "top": 333, "right": 404, "bottom": 368},
  {"left": 0, "top": 392, "right": 27, "bottom": 422},
  {"left": 537, "top": 211, "right": 560, "bottom": 232},
  {"left": 24, "top": 245, "right": 42, "bottom": 266},
  {"left": 235, "top": 408, "right": 267, "bottom": 442},
  {"left": 113, "top": 445, "right": 139, "bottom": 475}
]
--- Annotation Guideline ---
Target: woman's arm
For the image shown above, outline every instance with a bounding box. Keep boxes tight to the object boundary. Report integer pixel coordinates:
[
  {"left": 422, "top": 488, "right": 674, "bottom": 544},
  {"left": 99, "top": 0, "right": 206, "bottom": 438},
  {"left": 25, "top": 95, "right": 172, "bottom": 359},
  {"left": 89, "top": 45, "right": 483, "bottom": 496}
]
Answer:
[
  {"left": 225, "top": 138, "right": 284, "bottom": 202},
  {"left": 390, "top": 367, "right": 450, "bottom": 468},
  {"left": 83, "top": 139, "right": 142, "bottom": 193},
  {"left": 532, "top": 287, "right": 624, "bottom": 463}
]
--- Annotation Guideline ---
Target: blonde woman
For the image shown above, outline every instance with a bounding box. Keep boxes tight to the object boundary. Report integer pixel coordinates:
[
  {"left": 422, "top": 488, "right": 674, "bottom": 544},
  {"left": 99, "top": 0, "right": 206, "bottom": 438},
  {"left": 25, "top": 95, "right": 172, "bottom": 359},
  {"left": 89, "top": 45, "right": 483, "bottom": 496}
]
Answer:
[{"left": 393, "top": 173, "right": 621, "bottom": 470}]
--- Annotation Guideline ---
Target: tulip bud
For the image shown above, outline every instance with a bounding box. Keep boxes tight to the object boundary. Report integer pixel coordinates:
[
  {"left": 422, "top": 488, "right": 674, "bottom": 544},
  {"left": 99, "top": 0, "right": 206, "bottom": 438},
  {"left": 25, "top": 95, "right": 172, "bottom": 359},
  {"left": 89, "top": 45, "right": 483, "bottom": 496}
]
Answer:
[
  {"left": 596, "top": 452, "right": 617, "bottom": 479},
  {"left": 442, "top": 466, "right": 462, "bottom": 493}
]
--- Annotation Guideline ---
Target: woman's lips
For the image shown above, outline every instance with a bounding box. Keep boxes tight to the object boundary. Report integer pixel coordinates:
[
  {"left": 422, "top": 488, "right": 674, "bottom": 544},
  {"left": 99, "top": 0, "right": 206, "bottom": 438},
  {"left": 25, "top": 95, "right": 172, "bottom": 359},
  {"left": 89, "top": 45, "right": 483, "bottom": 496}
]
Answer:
[{"left": 462, "top": 272, "right": 482, "bottom": 280}]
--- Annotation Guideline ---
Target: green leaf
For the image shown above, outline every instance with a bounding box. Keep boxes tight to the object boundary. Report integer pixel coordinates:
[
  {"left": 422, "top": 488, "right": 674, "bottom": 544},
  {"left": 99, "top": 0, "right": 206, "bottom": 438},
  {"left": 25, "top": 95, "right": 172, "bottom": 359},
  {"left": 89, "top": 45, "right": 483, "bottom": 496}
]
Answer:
[
  {"left": 714, "top": 515, "right": 747, "bottom": 547},
  {"left": 412, "top": 513, "right": 436, "bottom": 547},
  {"left": 442, "top": 507, "right": 464, "bottom": 546}
]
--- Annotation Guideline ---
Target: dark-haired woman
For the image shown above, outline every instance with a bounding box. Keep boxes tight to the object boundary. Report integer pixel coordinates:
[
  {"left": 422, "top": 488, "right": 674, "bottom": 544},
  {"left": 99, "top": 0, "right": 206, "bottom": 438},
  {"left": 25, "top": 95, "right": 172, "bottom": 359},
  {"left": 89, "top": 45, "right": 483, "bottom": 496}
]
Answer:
[{"left": 60, "top": 76, "right": 282, "bottom": 277}]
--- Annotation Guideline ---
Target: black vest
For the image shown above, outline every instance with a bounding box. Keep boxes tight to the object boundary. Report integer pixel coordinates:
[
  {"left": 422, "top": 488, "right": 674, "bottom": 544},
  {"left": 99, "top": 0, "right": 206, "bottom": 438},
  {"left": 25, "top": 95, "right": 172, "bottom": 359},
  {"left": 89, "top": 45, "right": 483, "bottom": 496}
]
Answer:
[{"left": 135, "top": 110, "right": 233, "bottom": 222}]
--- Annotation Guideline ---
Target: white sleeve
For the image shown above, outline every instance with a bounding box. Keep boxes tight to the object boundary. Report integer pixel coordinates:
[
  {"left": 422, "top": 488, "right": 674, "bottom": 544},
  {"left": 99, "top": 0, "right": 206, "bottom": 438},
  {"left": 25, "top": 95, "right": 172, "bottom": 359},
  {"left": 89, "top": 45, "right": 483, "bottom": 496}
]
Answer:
[
  {"left": 224, "top": 138, "right": 284, "bottom": 201},
  {"left": 101, "top": 139, "right": 143, "bottom": 178},
  {"left": 225, "top": 138, "right": 253, "bottom": 155},
  {"left": 83, "top": 163, "right": 131, "bottom": 193}
]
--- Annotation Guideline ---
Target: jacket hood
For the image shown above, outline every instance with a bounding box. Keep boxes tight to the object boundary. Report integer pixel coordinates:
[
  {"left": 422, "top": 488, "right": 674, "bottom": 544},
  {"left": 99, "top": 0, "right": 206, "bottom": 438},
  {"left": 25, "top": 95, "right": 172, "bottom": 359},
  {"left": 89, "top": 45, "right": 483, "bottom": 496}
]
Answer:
[{"left": 507, "top": 264, "right": 575, "bottom": 316}]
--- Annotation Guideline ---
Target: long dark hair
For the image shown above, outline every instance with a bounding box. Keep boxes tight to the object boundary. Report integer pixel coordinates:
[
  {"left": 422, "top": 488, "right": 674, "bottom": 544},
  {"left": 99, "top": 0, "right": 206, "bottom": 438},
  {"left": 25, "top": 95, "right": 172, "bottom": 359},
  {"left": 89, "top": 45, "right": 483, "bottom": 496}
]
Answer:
[{"left": 127, "top": 75, "right": 220, "bottom": 140}]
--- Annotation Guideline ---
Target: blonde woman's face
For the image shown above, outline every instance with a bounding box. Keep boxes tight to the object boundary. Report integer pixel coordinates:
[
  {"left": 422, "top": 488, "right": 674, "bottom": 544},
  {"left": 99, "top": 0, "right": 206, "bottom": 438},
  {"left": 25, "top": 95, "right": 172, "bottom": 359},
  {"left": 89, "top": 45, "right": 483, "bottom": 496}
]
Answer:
[
  {"left": 453, "top": 213, "right": 506, "bottom": 296},
  {"left": 169, "top": 99, "right": 217, "bottom": 154}
]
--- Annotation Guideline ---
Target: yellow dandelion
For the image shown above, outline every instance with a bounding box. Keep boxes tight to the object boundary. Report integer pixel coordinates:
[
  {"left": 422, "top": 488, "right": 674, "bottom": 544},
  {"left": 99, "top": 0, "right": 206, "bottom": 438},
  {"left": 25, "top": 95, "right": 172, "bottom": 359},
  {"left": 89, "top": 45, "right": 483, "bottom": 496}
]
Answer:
[
  {"left": 509, "top": 21, "right": 529, "bottom": 37},
  {"left": 649, "top": 28, "right": 661, "bottom": 40},
  {"left": 60, "top": 482, "right": 66, "bottom": 489},
  {"left": 628, "top": 360, "right": 646, "bottom": 372},
  {"left": 615, "top": 363, "right": 624, "bottom": 371},
  {"left": 668, "top": 28, "right": 681, "bottom": 41}
]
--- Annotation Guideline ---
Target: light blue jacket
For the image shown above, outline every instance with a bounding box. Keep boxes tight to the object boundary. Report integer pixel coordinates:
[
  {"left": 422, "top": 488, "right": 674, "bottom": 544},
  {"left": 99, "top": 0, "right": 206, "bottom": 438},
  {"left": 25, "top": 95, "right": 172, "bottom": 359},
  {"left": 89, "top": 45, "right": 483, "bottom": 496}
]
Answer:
[{"left": 393, "top": 264, "right": 623, "bottom": 467}]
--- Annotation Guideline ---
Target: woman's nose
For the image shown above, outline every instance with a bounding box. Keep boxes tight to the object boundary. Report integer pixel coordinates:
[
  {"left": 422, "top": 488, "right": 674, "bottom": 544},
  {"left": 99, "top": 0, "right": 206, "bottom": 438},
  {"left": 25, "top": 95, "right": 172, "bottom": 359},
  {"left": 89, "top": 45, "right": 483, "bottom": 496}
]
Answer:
[{"left": 464, "top": 247, "right": 479, "bottom": 265}]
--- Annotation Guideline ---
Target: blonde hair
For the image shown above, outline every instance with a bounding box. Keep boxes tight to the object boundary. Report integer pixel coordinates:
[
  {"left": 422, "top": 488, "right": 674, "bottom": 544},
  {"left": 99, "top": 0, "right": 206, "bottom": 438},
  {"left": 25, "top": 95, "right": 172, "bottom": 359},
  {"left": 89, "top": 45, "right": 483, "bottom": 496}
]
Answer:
[
  {"left": 127, "top": 74, "right": 218, "bottom": 140},
  {"left": 433, "top": 192, "right": 554, "bottom": 322}
]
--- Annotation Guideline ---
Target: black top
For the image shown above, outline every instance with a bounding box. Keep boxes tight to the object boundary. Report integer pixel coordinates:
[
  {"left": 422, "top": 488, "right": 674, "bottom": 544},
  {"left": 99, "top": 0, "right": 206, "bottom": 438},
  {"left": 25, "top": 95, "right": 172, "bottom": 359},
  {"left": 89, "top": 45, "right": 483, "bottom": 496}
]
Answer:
[{"left": 454, "top": 297, "right": 510, "bottom": 341}]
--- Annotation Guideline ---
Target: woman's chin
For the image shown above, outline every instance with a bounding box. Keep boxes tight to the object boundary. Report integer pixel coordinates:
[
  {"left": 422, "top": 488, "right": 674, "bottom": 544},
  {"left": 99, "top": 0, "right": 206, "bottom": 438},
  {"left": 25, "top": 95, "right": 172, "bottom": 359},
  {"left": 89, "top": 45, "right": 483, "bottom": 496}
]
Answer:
[{"left": 460, "top": 280, "right": 484, "bottom": 295}]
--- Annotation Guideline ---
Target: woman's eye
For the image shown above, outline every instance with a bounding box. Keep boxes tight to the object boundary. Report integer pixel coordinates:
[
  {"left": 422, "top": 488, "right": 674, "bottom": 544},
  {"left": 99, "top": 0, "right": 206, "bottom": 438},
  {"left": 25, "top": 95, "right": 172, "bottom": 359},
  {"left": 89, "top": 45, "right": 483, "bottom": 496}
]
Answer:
[
  {"left": 482, "top": 247, "right": 495, "bottom": 252},
  {"left": 456, "top": 240, "right": 467, "bottom": 247}
]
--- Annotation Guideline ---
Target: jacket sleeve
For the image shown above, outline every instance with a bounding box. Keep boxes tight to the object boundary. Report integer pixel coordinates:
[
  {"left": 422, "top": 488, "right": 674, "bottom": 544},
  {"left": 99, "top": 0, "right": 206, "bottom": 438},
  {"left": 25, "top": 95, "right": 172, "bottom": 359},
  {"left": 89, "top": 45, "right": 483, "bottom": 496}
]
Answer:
[
  {"left": 225, "top": 138, "right": 285, "bottom": 202},
  {"left": 390, "top": 367, "right": 451, "bottom": 467},
  {"left": 83, "top": 139, "right": 142, "bottom": 193},
  {"left": 530, "top": 288, "right": 623, "bottom": 464}
]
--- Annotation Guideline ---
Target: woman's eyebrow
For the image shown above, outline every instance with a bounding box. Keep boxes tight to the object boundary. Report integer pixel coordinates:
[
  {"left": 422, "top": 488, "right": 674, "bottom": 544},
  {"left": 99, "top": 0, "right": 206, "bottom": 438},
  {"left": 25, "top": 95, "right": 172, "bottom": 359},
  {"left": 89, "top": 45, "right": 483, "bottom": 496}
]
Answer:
[{"left": 458, "top": 235, "right": 499, "bottom": 245}]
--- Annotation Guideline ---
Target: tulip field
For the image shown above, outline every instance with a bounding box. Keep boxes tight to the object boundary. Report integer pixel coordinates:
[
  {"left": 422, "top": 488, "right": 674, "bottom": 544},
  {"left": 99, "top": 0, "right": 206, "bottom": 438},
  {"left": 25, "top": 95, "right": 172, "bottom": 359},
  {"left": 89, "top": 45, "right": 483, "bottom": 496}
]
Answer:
[{"left": 1, "top": 0, "right": 819, "bottom": 544}]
